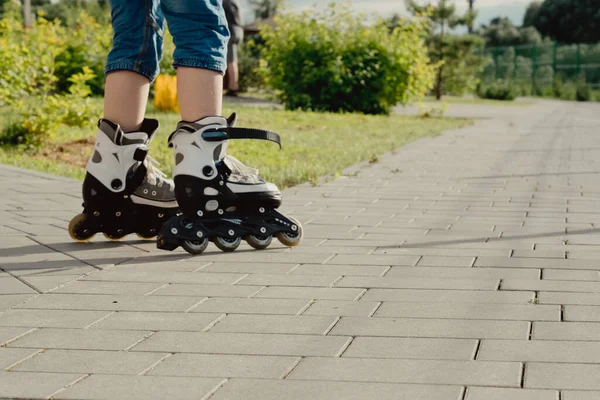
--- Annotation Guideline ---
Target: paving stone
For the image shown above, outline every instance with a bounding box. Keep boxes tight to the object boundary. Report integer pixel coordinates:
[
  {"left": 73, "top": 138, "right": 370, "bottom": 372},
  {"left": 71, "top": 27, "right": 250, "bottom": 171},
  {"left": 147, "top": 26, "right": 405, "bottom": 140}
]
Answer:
[
  {"left": 0, "top": 326, "right": 34, "bottom": 345},
  {"left": 0, "top": 276, "right": 37, "bottom": 294},
  {"left": 533, "top": 322, "right": 600, "bottom": 341},
  {"left": 0, "top": 309, "right": 111, "bottom": 328},
  {"left": 0, "top": 294, "right": 36, "bottom": 311},
  {"left": 253, "top": 286, "right": 364, "bottom": 300},
  {"left": 374, "top": 247, "right": 510, "bottom": 257},
  {"left": 0, "top": 371, "right": 84, "bottom": 399},
  {"left": 149, "top": 283, "right": 261, "bottom": 297},
  {"left": 133, "top": 331, "right": 350, "bottom": 356},
  {"left": 19, "top": 274, "right": 84, "bottom": 292},
  {"left": 342, "top": 337, "right": 477, "bottom": 360},
  {"left": 543, "top": 270, "right": 600, "bottom": 281},
  {"left": 209, "top": 379, "right": 462, "bottom": 400},
  {"left": 303, "top": 300, "right": 380, "bottom": 316},
  {"left": 476, "top": 257, "right": 598, "bottom": 270},
  {"left": 465, "top": 387, "right": 558, "bottom": 400},
  {"left": 55, "top": 375, "right": 224, "bottom": 400},
  {"left": 11, "top": 349, "right": 168, "bottom": 374},
  {"left": 148, "top": 354, "right": 298, "bottom": 378},
  {"left": 417, "top": 256, "right": 476, "bottom": 267},
  {"left": 209, "top": 315, "right": 337, "bottom": 335},
  {"left": 562, "top": 391, "right": 600, "bottom": 400},
  {"left": 362, "top": 288, "right": 534, "bottom": 303},
  {"left": 199, "top": 262, "right": 296, "bottom": 274},
  {"left": 525, "top": 363, "right": 600, "bottom": 390},
  {"left": 336, "top": 276, "right": 498, "bottom": 290},
  {"left": 564, "top": 306, "right": 600, "bottom": 322},
  {"left": 90, "top": 311, "right": 223, "bottom": 331},
  {"left": 387, "top": 266, "right": 539, "bottom": 279},
  {"left": 7, "top": 328, "right": 152, "bottom": 350},
  {"left": 193, "top": 252, "right": 333, "bottom": 264},
  {"left": 80, "top": 270, "right": 246, "bottom": 284},
  {"left": 479, "top": 339, "right": 600, "bottom": 362},
  {"left": 54, "top": 281, "right": 167, "bottom": 295},
  {"left": 191, "top": 298, "right": 310, "bottom": 315},
  {"left": 375, "top": 303, "right": 558, "bottom": 321},
  {"left": 0, "top": 347, "right": 41, "bottom": 369},
  {"left": 288, "top": 358, "right": 521, "bottom": 386},
  {"left": 14, "top": 294, "right": 204, "bottom": 312},
  {"left": 329, "top": 316, "right": 528, "bottom": 339},
  {"left": 512, "top": 250, "right": 566, "bottom": 259},
  {"left": 291, "top": 264, "right": 388, "bottom": 276},
  {"left": 327, "top": 254, "right": 420, "bottom": 266},
  {"left": 236, "top": 274, "right": 341, "bottom": 287},
  {"left": 502, "top": 279, "right": 600, "bottom": 292}
]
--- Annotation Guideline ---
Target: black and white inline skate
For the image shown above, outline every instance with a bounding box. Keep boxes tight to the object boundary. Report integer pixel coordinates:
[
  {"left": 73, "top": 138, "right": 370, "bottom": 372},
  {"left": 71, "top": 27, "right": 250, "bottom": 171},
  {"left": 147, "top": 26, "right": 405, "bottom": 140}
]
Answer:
[
  {"left": 156, "top": 113, "right": 303, "bottom": 255},
  {"left": 68, "top": 118, "right": 179, "bottom": 242}
]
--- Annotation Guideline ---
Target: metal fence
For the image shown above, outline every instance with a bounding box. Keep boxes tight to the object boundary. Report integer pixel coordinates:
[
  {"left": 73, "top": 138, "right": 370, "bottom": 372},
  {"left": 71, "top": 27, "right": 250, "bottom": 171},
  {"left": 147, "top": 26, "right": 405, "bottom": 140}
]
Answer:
[{"left": 479, "top": 42, "right": 600, "bottom": 91}]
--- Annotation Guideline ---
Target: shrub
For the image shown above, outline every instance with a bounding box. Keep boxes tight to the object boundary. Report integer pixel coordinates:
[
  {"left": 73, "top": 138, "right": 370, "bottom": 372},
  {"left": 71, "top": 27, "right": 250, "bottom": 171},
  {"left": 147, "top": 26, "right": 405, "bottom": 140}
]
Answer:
[
  {"left": 478, "top": 80, "right": 516, "bottom": 100},
  {"left": 238, "top": 40, "right": 266, "bottom": 92},
  {"left": 260, "top": 4, "right": 435, "bottom": 115},
  {"left": 154, "top": 74, "right": 179, "bottom": 112},
  {"left": 576, "top": 77, "right": 591, "bottom": 102}
]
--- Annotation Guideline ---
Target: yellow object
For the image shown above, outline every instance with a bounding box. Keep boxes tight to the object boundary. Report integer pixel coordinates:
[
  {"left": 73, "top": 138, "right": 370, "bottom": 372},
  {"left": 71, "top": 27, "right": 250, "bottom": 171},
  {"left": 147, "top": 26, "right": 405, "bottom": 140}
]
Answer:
[{"left": 154, "top": 74, "right": 179, "bottom": 112}]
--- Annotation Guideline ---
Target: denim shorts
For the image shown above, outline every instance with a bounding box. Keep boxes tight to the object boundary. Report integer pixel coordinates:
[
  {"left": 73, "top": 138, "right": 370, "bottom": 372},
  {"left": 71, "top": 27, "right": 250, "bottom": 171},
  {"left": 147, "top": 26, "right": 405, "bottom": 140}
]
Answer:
[{"left": 106, "top": 0, "right": 230, "bottom": 81}]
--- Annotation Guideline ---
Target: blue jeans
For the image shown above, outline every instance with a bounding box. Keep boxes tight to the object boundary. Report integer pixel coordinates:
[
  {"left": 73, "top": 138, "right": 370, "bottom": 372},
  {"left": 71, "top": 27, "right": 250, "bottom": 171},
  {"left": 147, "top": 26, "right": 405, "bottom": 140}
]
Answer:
[{"left": 106, "top": 0, "right": 229, "bottom": 81}]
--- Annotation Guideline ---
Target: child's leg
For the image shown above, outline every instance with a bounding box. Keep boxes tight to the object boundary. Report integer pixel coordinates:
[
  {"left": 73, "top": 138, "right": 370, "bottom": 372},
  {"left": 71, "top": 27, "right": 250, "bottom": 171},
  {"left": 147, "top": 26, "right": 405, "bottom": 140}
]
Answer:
[
  {"left": 104, "top": 0, "right": 165, "bottom": 130},
  {"left": 160, "top": 0, "right": 228, "bottom": 121}
]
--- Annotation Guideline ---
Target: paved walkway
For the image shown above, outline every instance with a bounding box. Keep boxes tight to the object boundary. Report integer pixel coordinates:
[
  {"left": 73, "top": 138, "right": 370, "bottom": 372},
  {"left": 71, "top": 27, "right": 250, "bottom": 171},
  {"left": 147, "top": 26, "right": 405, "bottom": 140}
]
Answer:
[{"left": 1, "top": 99, "right": 600, "bottom": 399}]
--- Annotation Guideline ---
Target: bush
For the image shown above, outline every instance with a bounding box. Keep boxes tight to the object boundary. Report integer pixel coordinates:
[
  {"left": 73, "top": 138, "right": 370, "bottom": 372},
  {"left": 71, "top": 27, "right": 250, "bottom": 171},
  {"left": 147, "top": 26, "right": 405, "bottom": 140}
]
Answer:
[
  {"left": 238, "top": 40, "right": 266, "bottom": 92},
  {"left": 154, "top": 74, "right": 179, "bottom": 112},
  {"left": 260, "top": 5, "right": 435, "bottom": 115},
  {"left": 576, "top": 77, "right": 591, "bottom": 102},
  {"left": 478, "top": 80, "right": 516, "bottom": 100}
]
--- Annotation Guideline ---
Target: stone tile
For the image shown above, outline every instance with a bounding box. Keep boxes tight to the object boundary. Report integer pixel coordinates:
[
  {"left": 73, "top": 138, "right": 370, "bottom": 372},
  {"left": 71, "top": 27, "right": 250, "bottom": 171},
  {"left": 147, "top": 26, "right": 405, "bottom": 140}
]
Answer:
[
  {"left": 375, "top": 303, "right": 559, "bottom": 321},
  {"left": 19, "top": 275, "right": 84, "bottom": 292},
  {"left": 0, "top": 347, "right": 40, "bottom": 369},
  {"left": 543, "top": 270, "right": 600, "bottom": 281},
  {"left": 387, "top": 266, "right": 539, "bottom": 280},
  {"left": 191, "top": 298, "right": 310, "bottom": 315},
  {"left": 0, "top": 371, "right": 84, "bottom": 399},
  {"left": 210, "top": 379, "right": 462, "bottom": 400},
  {"left": 0, "top": 309, "right": 111, "bottom": 328},
  {"left": 525, "top": 363, "right": 600, "bottom": 390},
  {"left": 288, "top": 358, "right": 521, "bottom": 386},
  {"left": 291, "top": 264, "right": 388, "bottom": 276},
  {"left": 199, "top": 262, "right": 296, "bottom": 274},
  {"left": 476, "top": 257, "right": 598, "bottom": 270},
  {"left": 512, "top": 250, "right": 566, "bottom": 259},
  {"left": 327, "top": 254, "right": 420, "bottom": 266},
  {"left": 148, "top": 354, "right": 298, "bottom": 378},
  {"left": 374, "top": 247, "right": 510, "bottom": 257},
  {"left": 533, "top": 322, "right": 600, "bottom": 341},
  {"left": 14, "top": 294, "right": 204, "bottom": 312},
  {"left": 465, "top": 387, "right": 558, "bottom": 400},
  {"left": 502, "top": 279, "right": 600, "bottom": 292},
  {"left": 343, "top": 337, "right": 477, "bottom": 360},
  {"left": 7, "top": 328, "right": 152, "bottom": 350},
  {"left": 0, "top": 276, "right": 36, "bottom": 294},
  {"left": 336, "top": 276, "right": 498, "bottom": 290},
  {"left": 12, "top": 349, "right": 168, "bottom": 374},
  {"left": 562, "top": 391, "right": 600, "bottom": 400},
  {"left": 209, "top": 315, "right": 337, "bottom": 335},
  {"left": 81, "top": 270, "right": 245, "bottom": 284},
  {"left": 564, "top": 306, "right": 600, "bottom": 322},
  {"left": 55, "top": 375, "right": 224, "bottom": 400},
  {"left": 133, "top": 332, "right": 350, "bottom": 357},
  {"left": 149, "top": 283, "right": 260, "bottom": 297},
  {"left": 362, "top": 289, "right": 534, "bottom": 304},
  {"left": 90, "top": 311, "right": 223, "bottom": 331},
  {"left": 479, "top": 339, "right": 600, "bottom": 363},
  {"left": 539, "top": 292, "right": 600, "bottom": 306},
  {"left": 417, "top": 256, "right": 475, "bottom": 267},
  {"left": 54, "top": 281, "right": 166, "bottom": 295},
  {"left": 192, "top": 252, "right": 333, "bottom": 264},
  {"left": 0, "top": 294, "right": 36, "bottom": 311},
  {"left": 0, "top": 327, "right": 34, "bottom": 345},
  {"left": 303, "top": 300, "right": 380, "bottom": 316},
  {"left": 330, "top": 317, "right": 528, "bottom": 339},
  {"left": 236, "top": 274, "right": 340, "bottom": 287},
  {"left": 253, "top": 287, "right": 363, "bottom": 300}
]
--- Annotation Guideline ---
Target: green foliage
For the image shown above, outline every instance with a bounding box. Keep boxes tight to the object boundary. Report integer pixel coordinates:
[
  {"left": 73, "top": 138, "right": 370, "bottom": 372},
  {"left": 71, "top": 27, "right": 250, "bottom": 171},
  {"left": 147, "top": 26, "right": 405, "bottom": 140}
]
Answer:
[
  {"left": 238, "top": 40, "right": 266, "bottom": 92},
  {"left": 38, "top": 0, "right": 110, "bottom": 26},
  {"left": 523, "top": 1, "right": 541, "bottom": 27},
  {"left": 249, "top": 0, "right": 282, "bottom": 20},
  {"left": 477, "top": 80, "right": 516, "bottom": 101},
  {"left": 531, "top": 0, "right": 600, "bottom": 44},
  {"left": 260, "top": 4, "right": 435, "bottom": 115},
  {"left": 576, "top": 76, "right": 591, "bottom": 102},
  {"left": 478, "top": 17, "right": 542, "bottom": 47},
  {"left": 159, "top": 24, "right": 176, "bottom": 76}
]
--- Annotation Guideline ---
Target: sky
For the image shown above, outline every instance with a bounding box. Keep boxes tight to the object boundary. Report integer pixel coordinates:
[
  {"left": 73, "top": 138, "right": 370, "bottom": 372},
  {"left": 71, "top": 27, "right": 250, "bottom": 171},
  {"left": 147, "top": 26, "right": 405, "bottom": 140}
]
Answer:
[{"left": 238, "top": 0, "right": 531, "bottom": 28}]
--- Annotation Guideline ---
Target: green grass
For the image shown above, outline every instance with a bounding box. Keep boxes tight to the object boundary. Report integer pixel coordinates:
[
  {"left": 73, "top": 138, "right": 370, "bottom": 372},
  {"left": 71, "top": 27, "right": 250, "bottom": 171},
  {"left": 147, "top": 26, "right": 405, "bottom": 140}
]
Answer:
[
  {"left": 0, "top": 100, "right": 470, "bottom": 188},
  {"left": 423, "top": 96, "right": 535, "bottom": 106}
]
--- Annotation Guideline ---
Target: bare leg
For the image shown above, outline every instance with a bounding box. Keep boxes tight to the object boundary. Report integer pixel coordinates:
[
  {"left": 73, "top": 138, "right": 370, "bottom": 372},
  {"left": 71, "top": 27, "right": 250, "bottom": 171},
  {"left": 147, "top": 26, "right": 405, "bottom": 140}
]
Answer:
[
  {"left": 227, "top": 62, "right": 239, "bottom": 92},
  {"left": 177, "top": 67, "right": 223, "bottom": 122},
  {"left": 103, "top": 71, "right": 150, "bottom": 132}
]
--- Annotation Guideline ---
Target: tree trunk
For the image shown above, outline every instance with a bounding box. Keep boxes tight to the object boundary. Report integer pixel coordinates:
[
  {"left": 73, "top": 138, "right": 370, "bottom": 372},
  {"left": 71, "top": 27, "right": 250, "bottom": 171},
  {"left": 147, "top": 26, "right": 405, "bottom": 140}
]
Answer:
[
  {"left": 467, "top": 0, "right": 474, "bottom": 34},
  {"left": 436, "top": 0, "right": 446, "bottom": 100},
  {"left": 23, "top": 0, "right": 32, "bottom": 28}
]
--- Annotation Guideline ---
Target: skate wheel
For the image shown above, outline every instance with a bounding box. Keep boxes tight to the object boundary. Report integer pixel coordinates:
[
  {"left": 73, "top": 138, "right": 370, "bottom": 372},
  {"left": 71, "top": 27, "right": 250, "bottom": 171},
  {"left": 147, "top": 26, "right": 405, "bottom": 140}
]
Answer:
[
  {"left": 68, "top": 213, "right": 96, "bottom": 242},
  {"left": 214, "top": 236, "right": 241, "bottom": 252},
  {"left": 276, "top": 217, "right": 303, "bottom": 247},
  {"left": 136, "top": 229, "right": 157, "bottom": 241},
  {"left": 103, "top": 232, "right": 125, "bottom": 242},
  {"left": 182, "top": 239, "right": 209, "bottom": 255},
  {"left": 245, "top": 234, "right": 273, "bottom": 250}
]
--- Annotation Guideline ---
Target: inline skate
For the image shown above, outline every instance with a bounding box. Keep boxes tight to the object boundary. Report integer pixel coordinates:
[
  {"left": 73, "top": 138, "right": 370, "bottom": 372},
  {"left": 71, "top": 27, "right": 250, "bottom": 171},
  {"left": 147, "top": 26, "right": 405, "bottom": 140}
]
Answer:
[
  {"left": 156, "top": 113, "right": 303, "bottom": 255},
  {"left": 68, "top": 118, "right": 180, "bottom": 242}
]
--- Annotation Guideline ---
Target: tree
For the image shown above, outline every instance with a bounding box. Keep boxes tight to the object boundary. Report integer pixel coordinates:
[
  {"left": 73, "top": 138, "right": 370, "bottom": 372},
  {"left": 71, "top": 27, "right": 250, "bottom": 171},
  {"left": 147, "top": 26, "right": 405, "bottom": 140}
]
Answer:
[
  {"left": 406, "top": 0, "right": 482, "bottom": 99},
  {"left": 466, "top": 0, "right": 474, "bottom": 33},
  {"left": 478, "top": 17, "right": 542, "bottom": 47},
  {"left": 531, "top": 0, "right": 600, "bottom": 43},
  {"left": 522, "top": 1, "right": 541, "bottom": 27},
  {"left": 249, "top": 0, "right": 282, "bottom": 20}
]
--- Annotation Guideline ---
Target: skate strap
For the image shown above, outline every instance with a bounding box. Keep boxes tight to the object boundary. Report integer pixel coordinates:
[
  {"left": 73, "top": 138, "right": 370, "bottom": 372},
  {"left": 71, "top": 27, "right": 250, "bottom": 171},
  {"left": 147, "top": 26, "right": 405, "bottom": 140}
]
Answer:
[{"left": 226, "top": 127, "right": 282, "bottom": 149}]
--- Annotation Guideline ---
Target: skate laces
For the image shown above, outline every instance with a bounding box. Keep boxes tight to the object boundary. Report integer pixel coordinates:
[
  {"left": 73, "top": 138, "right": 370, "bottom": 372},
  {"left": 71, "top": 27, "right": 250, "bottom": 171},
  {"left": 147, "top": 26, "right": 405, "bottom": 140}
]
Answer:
[
  {"left": 224, "top": 155, "right": 262, "bottom": 183},
  {"left": 144, "top": 156, "right": 174, "bottom": 191}
]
